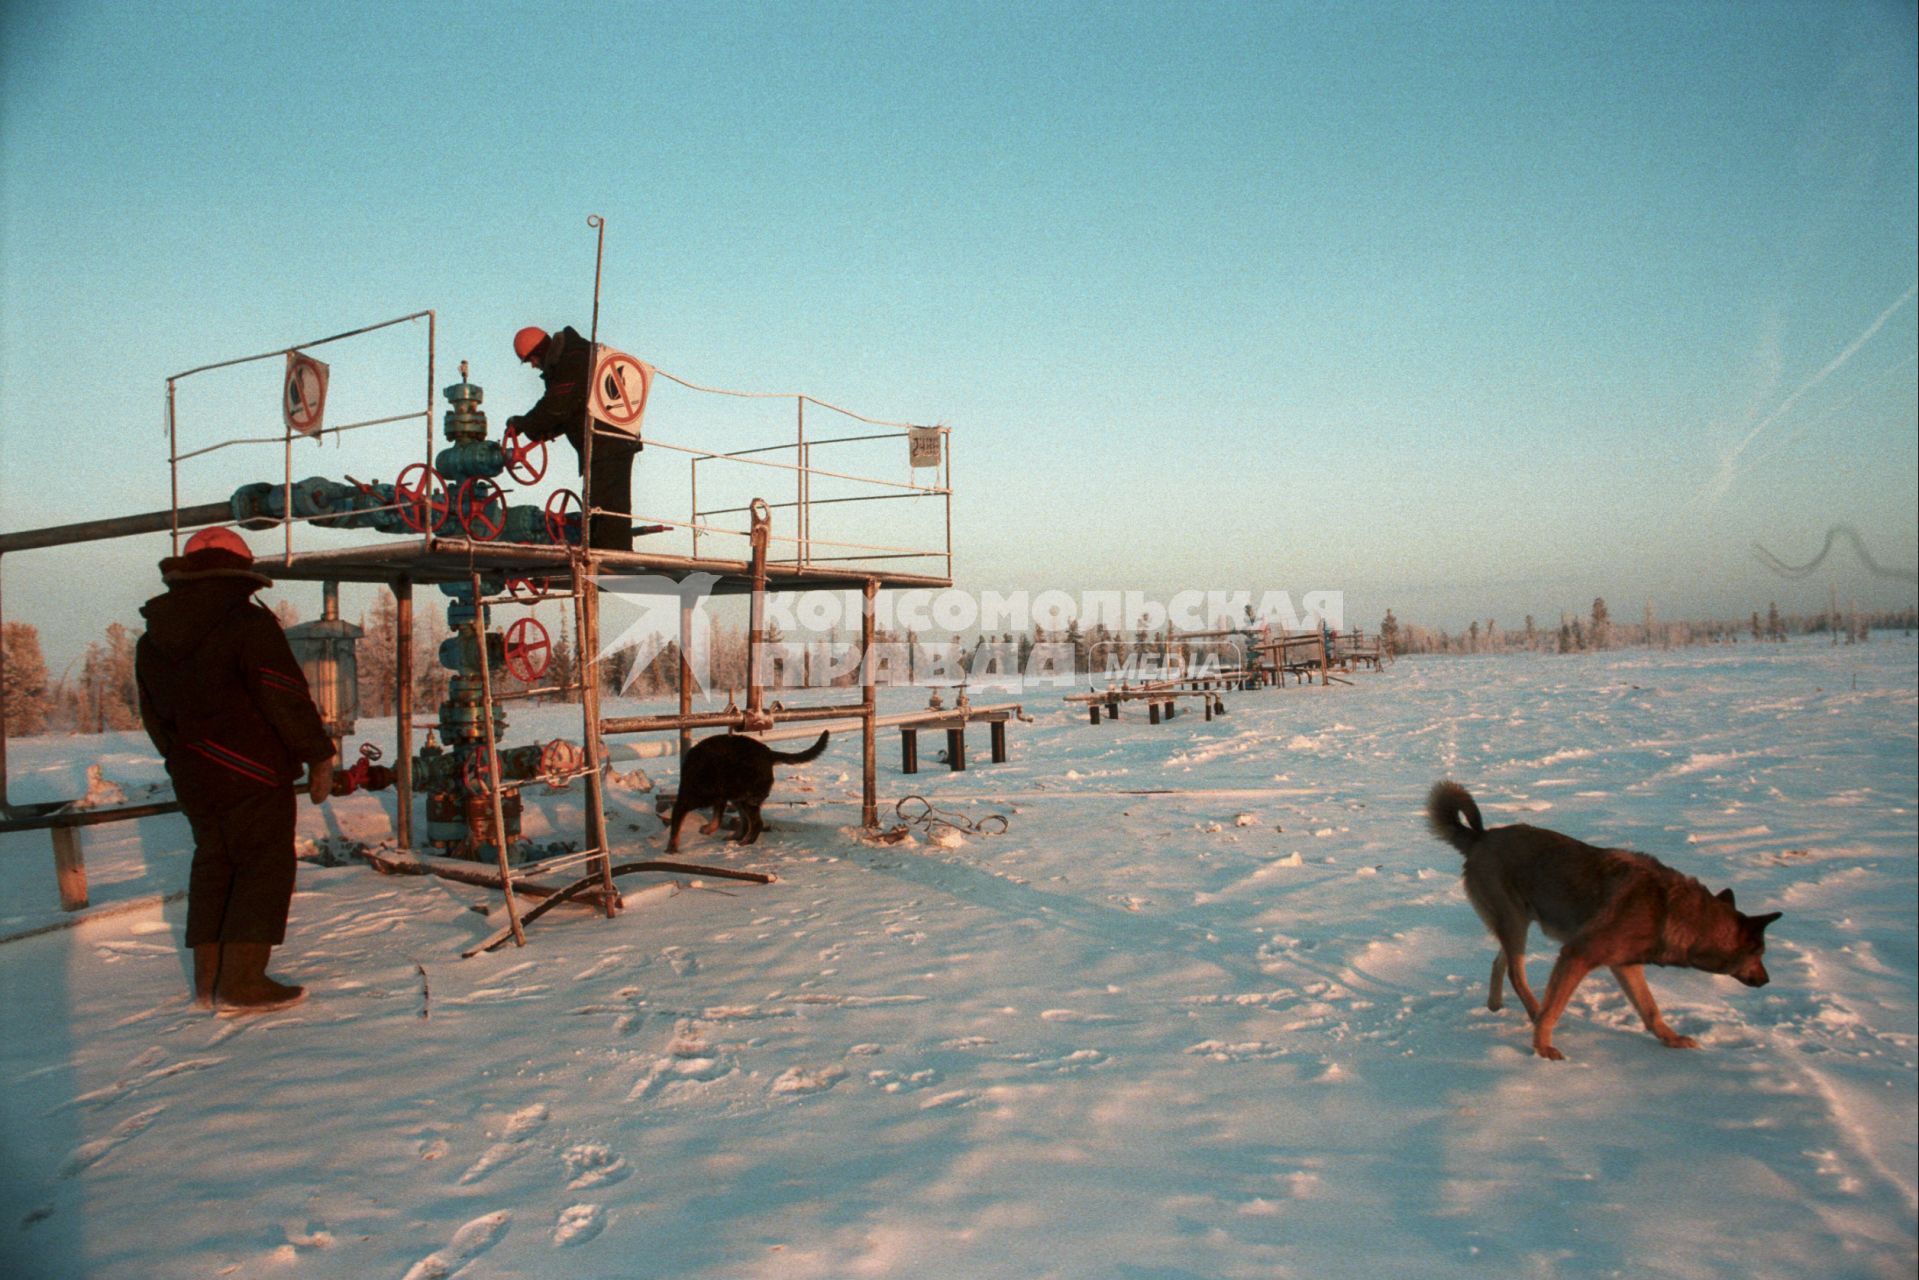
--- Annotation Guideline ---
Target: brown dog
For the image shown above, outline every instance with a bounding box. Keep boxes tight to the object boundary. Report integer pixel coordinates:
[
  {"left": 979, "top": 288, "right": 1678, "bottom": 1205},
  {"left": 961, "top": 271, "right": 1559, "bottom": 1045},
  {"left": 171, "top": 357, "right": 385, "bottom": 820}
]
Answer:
[{"left": 1427, "top": 781, "right": 1781, "bottom": 1060}]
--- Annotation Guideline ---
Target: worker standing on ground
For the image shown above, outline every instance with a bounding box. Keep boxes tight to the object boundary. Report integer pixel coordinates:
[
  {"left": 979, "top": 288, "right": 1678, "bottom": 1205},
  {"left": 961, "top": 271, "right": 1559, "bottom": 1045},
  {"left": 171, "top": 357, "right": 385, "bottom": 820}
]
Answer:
[
  {"left": 505, "top": 324, "right": 642, "bottom": 551},
  {"left": 134, "top": 527, "right": 336, "bottom": 1013}
]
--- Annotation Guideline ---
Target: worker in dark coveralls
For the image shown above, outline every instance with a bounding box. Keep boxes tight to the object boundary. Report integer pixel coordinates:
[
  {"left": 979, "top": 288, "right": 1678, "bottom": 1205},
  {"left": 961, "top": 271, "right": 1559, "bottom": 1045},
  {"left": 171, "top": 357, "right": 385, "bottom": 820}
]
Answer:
[
  {"left": 135, "top": 527, "right": 336, "bottom": 1012},
  {"left": 504, "top": 324, "right": 642, "bottom": 551}
]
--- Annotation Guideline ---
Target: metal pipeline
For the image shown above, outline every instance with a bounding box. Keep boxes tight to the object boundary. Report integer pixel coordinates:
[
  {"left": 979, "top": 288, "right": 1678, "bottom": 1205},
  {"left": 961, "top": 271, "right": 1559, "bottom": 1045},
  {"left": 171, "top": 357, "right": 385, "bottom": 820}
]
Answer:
[
  {"left": 600, "top": 699, "right": 871, "bottom": 737},
  {"left": 0, "top": 501, "right": 233, "bottom": 554}
]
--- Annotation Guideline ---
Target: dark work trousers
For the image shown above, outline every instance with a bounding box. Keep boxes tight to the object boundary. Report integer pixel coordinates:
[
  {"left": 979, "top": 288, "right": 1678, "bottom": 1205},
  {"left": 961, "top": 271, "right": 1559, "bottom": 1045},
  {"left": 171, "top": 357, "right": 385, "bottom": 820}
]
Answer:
[
  {"left": 585, "top": 445, "right": 636, "bottom": 552},
  {"left": 182, "top": 786, "right": 298, "bottom": 945}
]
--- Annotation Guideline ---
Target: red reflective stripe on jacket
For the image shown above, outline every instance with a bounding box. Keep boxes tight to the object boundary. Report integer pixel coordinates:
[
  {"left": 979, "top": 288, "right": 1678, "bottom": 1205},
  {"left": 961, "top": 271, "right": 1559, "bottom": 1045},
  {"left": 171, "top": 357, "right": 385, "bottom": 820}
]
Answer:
[
  {"left": 185, "top": 738, "right": 280, "bottom": 787},
  {"left": 256, "top": 667, "right": 306, "bottom": 693}
]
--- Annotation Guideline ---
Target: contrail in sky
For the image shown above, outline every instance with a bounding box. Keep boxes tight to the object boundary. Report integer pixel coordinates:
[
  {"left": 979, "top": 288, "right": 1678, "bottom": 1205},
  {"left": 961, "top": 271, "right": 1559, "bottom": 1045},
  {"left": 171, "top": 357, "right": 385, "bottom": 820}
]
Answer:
[{"left": 1707, "top": 282, "right": 1917, "bottom": 504}]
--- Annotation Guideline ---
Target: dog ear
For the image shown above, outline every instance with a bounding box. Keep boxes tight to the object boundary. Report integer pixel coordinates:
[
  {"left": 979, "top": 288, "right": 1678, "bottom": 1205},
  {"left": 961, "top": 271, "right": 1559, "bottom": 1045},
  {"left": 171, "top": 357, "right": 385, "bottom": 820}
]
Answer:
[
  {"left": 1717, "top": 887, "right": 1736, "bottom": 907},
  {"left": 1749, "top": 911, "right": 1782, "bottom": 930}
]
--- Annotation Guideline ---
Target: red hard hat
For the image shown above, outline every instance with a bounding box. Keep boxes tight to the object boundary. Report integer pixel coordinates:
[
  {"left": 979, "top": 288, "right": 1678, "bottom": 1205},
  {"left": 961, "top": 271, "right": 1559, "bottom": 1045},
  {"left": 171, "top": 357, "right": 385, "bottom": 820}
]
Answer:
[
  {"left": 162, "top": 525, "right": 271, "bottom": 586},
  {"left": 513, "top": 326, "right": 549, "bottom": 363},
  {"left": 183, "top": 526, "right": 254, "bottom": 558}
]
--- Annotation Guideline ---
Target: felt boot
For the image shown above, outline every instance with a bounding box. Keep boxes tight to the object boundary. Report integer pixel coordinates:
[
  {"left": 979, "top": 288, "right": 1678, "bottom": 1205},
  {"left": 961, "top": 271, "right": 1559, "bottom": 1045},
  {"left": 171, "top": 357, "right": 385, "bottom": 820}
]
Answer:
[
  {"left": 215, "top": 942, "right": 305, "bottom": 1012},
  {"left": 192, "top": 943, "right": 220, "bottom": 1007}
]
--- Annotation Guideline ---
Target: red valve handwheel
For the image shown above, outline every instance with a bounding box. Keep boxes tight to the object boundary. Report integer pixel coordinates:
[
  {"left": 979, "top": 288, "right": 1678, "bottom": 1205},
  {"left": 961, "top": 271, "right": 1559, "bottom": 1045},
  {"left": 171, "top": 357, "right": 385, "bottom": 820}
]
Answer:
[
  {"left": 462, "top": 750, "right": 497, "bottom": 796},
  {"left": 455, "top": 477, "right": 506, "bottom": 541},
  {"left": 539, "top": 738, "right": 581, "bottom": 775},
  {"left": 395, "top": 463, "right": 448, "bottom": 532},
  {"left": 502, "top": 425, "right": 548, "bottom": 485},
  {"left": 544, "top": 489, "right": 583, "bottom": 546},
  {"left": 505, "top": 576, "right": 556, "bottom": 602},
  {"left": 503, "top": 617, "right": 553, "bottom": 682}
]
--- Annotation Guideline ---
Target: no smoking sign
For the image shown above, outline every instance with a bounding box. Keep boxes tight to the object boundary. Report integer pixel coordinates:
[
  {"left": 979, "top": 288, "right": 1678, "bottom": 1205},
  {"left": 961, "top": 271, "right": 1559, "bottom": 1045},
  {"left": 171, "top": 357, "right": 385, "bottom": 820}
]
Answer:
[
  {"left": 589, "top": 347, "right": 651, "bottom": 438},
  {"left": 283, "top": 351, "right": 329, "bottom": 437}
]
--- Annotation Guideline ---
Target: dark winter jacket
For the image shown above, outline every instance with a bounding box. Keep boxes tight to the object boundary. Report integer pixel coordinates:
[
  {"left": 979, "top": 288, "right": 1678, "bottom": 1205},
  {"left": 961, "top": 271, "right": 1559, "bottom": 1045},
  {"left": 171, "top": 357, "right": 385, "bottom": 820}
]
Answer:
[
  {"left": 135, "top": 579, "right": 333, "bottom": 810},
  {"left": 507, "top": 325, "right": 641, "bottom": 462}
]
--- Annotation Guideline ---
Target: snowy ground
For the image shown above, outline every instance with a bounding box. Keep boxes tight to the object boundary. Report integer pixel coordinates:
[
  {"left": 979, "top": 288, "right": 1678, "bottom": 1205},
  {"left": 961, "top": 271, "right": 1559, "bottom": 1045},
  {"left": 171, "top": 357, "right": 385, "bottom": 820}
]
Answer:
[{"left": 1, "top": 636, "right": 1914, "bottom": 1279}]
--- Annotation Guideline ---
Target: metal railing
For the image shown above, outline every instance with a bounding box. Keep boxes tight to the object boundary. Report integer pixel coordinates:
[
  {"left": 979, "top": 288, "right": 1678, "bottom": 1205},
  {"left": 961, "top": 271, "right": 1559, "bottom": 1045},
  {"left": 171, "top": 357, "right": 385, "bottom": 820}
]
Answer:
[
  {"left": 165, "top": 310, "right": 438, "bottom": 564},
  {"left": 687, "top": 414, "right": 952, "bottom": 581}
]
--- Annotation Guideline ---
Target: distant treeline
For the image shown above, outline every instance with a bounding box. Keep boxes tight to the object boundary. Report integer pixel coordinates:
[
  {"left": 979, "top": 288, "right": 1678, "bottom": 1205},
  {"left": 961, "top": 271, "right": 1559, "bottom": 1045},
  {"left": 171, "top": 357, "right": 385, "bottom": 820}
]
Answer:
[
  {"left": 1376, "top": 598, "right": 1918, "bottom": 657},
  {"left": 8, "top": 596, "right": 1915, "bottom": 738}
]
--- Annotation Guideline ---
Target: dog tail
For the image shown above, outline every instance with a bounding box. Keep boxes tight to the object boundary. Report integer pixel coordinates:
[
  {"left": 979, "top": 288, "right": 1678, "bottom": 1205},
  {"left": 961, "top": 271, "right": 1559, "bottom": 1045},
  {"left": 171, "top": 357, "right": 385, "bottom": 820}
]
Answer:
[
  {"left": 767, "top": 730, "right": 830, "bottom": 764},
  {"left": 1426, "top": 780, "right": 1484, "bottom": 854}
]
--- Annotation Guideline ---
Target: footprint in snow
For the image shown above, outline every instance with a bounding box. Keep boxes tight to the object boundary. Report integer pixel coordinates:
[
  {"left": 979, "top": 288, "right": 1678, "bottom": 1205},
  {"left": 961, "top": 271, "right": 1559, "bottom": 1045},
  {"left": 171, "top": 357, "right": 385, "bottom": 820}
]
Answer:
[
  {"left": 61, "top": 1105, "right": 166, "bottom": 1177},
  {"left": 280, "top": 1221, "right": 336, "bottom": 1252},
  {"left": 867, "top": 1066, "right": 944, "bottom": 1094},
  {"left": 63, "top": 1049, "right": 227, "bottom": 1112},
  {"left": 458, "top": 1104, "right": 550, "bottom": 1185},
  {"left": 573, "top": 948, "right": 634, "bottom": 982},
  {"left": 1187, "top": 1040, "right": 1290, "bottom": 1064},
  {"left": 627, "top": 1021, "right": 734, "bottom": 1100},
  {"left": 1009, "top": 1048, "right": 1110, "bottom": 1075},
  {"left": 402, "top": 1210, "right": 510, "bottom": 1280},
  {"left": 1039, "top": 1009, "right": 1121, "bottom": 1025},
  {"left": 553, "top": 1204, "right": 606, "bottom": 1247},
  {"left": 661, "top": 946, "right": 698, "bottom": 976},
  {"left": 446, "top": 984, "right": 552, "bottom": 1006},
  {"left": 206, "top": 1013, "right": 302, "bottom": 1045},
  {"left": 771, "top": 1065, "right": 847, "bottom": 1096},
  {"left": 117, "top": 1056, "right": 226, "bottom": 1104},
  {"left": 560, "top": 1144, "right": 630, "bottom": 1190},
  {"left": 917, "top": 1089, "right": 979, "bottom": 1111},
  {"left": 94, "top": 940, "right": 173, "bottom": 962}
]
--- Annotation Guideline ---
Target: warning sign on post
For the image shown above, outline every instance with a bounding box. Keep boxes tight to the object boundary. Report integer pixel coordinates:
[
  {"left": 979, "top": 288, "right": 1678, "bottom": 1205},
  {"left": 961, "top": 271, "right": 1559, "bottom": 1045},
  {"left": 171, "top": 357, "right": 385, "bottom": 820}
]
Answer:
[
  {"left": 908, "top": 426, "right": 942, "bottom": 469},
  {"left": 589, "top": 347, "right": 652, "bottom": 439},
  {"left": 283, "top": 351, "right": 329, "bottom": 437}
]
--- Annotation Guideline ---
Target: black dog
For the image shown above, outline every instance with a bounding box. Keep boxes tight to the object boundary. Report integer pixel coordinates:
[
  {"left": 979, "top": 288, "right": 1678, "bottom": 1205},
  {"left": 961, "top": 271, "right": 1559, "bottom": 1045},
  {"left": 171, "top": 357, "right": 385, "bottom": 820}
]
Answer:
[{"left": 664, "top": 731, "right": 830, "bottom": 852}]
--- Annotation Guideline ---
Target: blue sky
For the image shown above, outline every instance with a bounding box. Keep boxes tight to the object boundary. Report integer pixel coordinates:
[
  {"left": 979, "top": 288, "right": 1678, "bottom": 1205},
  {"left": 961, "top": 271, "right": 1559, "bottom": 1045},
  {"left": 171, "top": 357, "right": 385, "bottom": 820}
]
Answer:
[{"left": 3, "top": 1, "right": 1915, "bottom": 664}]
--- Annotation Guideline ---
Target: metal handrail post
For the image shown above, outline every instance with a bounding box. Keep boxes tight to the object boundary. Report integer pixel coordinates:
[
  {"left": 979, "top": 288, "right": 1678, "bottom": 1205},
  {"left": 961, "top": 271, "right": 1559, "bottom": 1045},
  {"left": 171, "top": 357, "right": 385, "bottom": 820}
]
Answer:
[
  {"left": 861, "top": 577, "right": 878, "bottom": 828},
  {"left": 423, "top": 312, "right": 436, "bottom": 559},
  {"left": 469, "top": 572, "right": 525, "bottom": 948},
  {"left": 580, "top": 215, "right": 616, "bottom": 912},
  {"left": 796, "top": 397, "right": 805, "bottom": 569},
  {"left": 394, "top": 577, "right": 414, "bottom": 849},
  {"left": 679, "top": 596, "right": 694, "bottom": 758},
  {"left": 167, "top": 380, "right": 181, "bottom": 553},
  {"left": 282, "top": 412, "right": 294, "bottom": 561},
  {"left": 745, "top": 499, "right": 771, "bottom": 727},
  {"left": 574, "top": 553, "right": 614, "bottom": 915}
]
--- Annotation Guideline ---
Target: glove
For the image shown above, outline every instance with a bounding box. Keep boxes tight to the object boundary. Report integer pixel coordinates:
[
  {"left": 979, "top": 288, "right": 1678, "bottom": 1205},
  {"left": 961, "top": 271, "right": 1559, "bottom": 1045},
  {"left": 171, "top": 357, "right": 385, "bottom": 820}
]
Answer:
[{"left": 308, "top": 757, "right": 337, "bottom": 804}]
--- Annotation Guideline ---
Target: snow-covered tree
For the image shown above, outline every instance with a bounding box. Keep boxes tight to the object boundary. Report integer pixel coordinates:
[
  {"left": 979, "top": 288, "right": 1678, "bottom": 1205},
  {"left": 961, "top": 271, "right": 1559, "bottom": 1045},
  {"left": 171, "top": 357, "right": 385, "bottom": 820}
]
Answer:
[{"left": 2, "top": 622, "right": 51, "bottom": 736}]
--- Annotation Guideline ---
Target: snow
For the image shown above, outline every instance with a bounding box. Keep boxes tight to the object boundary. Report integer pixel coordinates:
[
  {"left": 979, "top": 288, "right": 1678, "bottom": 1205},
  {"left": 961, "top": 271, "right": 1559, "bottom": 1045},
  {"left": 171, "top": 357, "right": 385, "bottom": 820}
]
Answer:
[{"left": 1, "top": 636, "right": 1914, "bottom": 1279}]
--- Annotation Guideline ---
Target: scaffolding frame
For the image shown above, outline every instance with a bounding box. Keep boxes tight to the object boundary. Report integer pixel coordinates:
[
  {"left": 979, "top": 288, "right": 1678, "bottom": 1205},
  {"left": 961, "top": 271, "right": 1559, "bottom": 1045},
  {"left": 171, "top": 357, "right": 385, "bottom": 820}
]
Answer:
[{"left": 0, "top": 222, "right": 956, "bottom": 942}]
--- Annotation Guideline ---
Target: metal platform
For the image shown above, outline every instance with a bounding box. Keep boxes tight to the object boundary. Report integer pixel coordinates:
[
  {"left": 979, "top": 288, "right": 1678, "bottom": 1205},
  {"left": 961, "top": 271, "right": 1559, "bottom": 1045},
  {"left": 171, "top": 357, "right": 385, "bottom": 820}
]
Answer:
[{"left": 255, "top": 533, "right": 953, "bottom": 594}]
